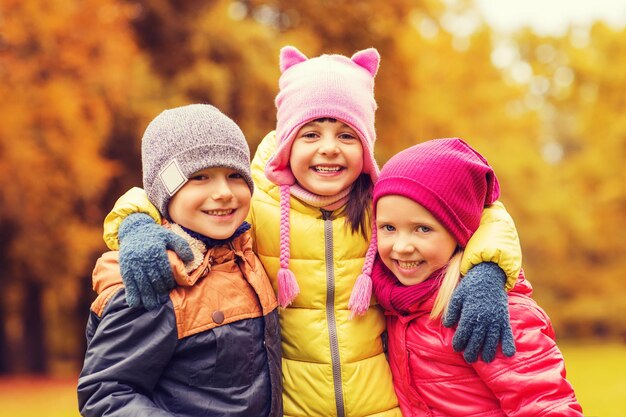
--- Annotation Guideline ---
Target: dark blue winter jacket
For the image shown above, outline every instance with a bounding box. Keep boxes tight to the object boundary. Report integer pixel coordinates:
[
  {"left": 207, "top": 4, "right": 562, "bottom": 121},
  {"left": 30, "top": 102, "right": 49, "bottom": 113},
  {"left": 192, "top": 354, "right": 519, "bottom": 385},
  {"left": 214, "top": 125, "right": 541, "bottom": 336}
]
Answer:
[{"left": 77, "top": 230, "right": 282, "bottom": 417}]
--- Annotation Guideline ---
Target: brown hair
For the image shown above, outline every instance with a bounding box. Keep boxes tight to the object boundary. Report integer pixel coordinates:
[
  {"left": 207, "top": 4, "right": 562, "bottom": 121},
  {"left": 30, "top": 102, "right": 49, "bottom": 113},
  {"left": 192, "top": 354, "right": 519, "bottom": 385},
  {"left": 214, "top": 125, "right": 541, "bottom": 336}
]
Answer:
[{"left": 344, "top": 174, "right": 373, "bottom": 239}]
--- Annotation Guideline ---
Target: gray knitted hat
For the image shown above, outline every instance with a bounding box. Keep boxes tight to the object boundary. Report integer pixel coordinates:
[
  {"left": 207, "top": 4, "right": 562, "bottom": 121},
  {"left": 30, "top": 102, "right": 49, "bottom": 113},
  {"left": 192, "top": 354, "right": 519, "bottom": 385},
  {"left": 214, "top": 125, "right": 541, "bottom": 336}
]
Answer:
[{"left": 142, "top": 104, "right": 253, "bottom": 219}]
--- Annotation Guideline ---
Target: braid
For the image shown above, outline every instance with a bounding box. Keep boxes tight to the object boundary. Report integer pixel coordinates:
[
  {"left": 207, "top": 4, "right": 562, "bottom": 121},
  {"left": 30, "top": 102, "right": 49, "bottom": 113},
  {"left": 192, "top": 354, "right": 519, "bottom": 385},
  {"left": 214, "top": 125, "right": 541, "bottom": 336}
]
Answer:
[
  {"left": 279, "top": 184, "right": 291, "bottom": 268},
  {"left": 277, "top": 184, "right": 299, "bottom": 307},
  {"left": 348, "top": 217, "right": 377, "bottom": 317},
  {"left": 361, "top": 222, "right": 377, "bottom": 276}
]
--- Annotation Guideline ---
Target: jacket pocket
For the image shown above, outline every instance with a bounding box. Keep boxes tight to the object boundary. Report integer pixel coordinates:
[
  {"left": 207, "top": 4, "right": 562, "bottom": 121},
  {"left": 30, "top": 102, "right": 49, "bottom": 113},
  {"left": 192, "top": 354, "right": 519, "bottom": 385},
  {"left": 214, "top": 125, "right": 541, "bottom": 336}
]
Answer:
[{"left": 189, "top": 318, "right": 267, "bottom": 388}]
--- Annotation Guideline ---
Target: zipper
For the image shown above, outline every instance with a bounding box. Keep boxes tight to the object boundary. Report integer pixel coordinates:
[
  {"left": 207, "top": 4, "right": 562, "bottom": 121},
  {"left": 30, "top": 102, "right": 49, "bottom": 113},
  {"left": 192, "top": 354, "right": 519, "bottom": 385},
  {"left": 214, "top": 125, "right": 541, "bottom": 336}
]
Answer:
[{"left": 321, "top": 209, "right": 345, "bottom": 417}]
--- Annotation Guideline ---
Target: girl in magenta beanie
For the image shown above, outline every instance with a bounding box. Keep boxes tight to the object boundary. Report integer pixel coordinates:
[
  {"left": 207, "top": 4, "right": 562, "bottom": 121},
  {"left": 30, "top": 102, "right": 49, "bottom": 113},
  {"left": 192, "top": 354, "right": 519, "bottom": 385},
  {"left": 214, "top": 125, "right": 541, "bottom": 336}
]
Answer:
[
  {"left": 372, "top": 138, "right": 583, "bottom": 416},
  {"left": 101, "top": 47, "right": 524, "bottom": 417}
]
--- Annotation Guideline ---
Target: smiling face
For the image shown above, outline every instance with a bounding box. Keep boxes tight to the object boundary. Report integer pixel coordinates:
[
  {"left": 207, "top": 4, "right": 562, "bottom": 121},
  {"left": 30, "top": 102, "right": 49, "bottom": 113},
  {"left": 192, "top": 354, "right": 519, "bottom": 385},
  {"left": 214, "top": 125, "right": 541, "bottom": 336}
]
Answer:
[
  {"left": 288, "top": 118, "right": 364, "bottom": 196},
  {"left": 167, "top": 167, "right": 251, "bottom": 239},
  {"left": 376, "top": 195, "right": 458, "bottom": 286}
]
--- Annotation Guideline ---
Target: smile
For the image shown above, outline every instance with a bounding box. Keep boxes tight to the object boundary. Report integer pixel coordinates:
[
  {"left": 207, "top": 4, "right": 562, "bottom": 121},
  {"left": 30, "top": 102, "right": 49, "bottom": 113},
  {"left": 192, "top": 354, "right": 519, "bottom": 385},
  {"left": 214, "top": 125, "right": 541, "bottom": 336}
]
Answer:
[
  {"left": 203, "top": 209, "right": 235, "bottom": 216},
  {"left": 313, "top": 165, "right": 343, "bottom": 173},
  {"left": 396, "top": 260, "right": 422, "bottom": 269}
]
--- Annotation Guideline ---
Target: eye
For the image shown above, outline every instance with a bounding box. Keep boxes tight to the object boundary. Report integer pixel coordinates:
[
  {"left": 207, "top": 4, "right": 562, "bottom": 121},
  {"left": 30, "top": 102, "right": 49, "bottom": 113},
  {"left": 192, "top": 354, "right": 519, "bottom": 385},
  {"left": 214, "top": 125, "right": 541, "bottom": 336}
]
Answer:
[
  {"left": 339, "top": 132, "right": 358, "bottom": 141},
  {"left": 189, "top": 174, "right": 208, "bottom": 181},
  {"left": 299, "top": 130, "right": 319, "bottom": 140},
  {"left": 379, "top": 224, "right": 395, "bottom": 232},
  {"left": 229, "top": 172, "right": 244, "bottom": 180},
  {"left": 416, "top": 225, "right": 431, "bottom": 233}
]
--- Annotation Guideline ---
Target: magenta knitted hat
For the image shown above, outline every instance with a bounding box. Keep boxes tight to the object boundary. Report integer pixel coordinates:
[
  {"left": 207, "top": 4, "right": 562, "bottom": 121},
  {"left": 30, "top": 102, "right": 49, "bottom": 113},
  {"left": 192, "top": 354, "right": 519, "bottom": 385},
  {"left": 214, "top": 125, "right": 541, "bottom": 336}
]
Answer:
[
  {"left": 265, "top": 46, "right": 381, "bottom": 311},
  {"left": 265, "top": 45, "right": 380, "bottom": 185},
  {"left": 373, "top": 138, "right": 500, "bottom": 247}
]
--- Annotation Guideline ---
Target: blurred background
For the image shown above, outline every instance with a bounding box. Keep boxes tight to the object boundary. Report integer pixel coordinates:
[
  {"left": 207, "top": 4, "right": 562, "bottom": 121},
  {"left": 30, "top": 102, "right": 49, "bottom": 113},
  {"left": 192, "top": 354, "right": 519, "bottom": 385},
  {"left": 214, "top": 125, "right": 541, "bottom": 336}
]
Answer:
[{"left": 1, "top": 0, "right": 625, "bottom": 415}]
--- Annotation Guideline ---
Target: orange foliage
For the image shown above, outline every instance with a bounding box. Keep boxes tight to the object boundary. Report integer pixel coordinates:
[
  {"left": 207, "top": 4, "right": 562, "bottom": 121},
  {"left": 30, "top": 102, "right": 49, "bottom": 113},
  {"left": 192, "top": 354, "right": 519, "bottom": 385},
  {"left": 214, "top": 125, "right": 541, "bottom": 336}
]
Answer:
[{"left": 0, "top": 0, "right": 624, "bottom": 375}]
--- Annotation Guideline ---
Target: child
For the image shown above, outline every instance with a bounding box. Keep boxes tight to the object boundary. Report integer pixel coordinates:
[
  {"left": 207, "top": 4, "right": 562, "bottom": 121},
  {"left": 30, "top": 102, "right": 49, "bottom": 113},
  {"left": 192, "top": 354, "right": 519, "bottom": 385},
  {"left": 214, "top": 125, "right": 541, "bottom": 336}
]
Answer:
[
  {"left": 102, "top": 47, "right": 522, "bottom": 416},
  {"left": 372, "top": 138, "right": 583, "bottom": 416},
  {"left": 77, "top": 104, "right": 282, "bottom": 417}
]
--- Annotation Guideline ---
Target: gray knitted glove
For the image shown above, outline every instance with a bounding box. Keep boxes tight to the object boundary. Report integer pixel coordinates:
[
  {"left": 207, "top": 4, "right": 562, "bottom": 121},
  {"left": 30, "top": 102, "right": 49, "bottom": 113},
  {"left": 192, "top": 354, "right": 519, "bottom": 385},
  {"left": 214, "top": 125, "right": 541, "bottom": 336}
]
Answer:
[
  {"left": 443, "top": 262, "right": 516, "bottom": 363},
  {"left": 118, "top": 213, "right": 193, "bottom": 310}
]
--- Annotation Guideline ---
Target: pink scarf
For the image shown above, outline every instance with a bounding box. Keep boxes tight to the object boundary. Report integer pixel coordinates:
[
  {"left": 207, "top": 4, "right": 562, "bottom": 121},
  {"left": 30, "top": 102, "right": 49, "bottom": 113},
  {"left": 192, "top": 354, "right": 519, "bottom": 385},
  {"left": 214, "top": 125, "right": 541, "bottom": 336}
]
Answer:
[
  {"left": 371, "top": 257, "right": 443, "bottom": 315},
  {"left": 289, "top": 183, "right": 353, "bottom": 211}
]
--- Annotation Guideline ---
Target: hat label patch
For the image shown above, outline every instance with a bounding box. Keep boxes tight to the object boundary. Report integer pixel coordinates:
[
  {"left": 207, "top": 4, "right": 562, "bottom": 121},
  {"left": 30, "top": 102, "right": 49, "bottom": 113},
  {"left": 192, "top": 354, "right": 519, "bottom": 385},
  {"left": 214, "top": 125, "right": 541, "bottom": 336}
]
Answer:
[{"left": 159, "top": 159, "right": 187, "bottom": 196}]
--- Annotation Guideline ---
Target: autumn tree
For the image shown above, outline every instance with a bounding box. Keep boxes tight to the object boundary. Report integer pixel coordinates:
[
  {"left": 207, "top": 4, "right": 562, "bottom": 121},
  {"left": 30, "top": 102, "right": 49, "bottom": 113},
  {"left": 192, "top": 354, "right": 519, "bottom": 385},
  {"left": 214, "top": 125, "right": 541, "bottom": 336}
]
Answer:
[
  {"left": 502, "top": 24, "right": 626, "bottom": 338},
  {"left": 0, "top": 0, "right": 624, "bottom": 375},
  {"left": 125, "top": 0, "right": 282, "bottom": 148},
  {"left": 0, "top": 0, "right": 153, "bottom": 373}
]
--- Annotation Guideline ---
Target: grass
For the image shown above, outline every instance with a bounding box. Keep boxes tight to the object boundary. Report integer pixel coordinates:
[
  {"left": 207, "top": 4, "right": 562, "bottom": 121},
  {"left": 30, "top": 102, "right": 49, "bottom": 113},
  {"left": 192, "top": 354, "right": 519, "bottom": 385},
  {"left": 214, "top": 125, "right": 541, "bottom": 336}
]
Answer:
[
  {"left": 0, "top": 376, "right": 80, "bottom": 417},
  {"left": 1, "top": 342, "right": 623, "bottom": 416},
  {"left": 560, "top": 341, "right": 626, "bottom": 417}
]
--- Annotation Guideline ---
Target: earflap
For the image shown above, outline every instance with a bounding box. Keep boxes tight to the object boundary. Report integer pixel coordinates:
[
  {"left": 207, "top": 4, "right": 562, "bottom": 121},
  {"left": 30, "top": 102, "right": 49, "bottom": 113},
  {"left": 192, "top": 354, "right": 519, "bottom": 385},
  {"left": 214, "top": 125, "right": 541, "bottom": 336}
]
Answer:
[
  {"left": 280, "top": 46, "right": 308, "bottom": 73},
  {"left": 351, "top": 48, "right": 380, "bottom": 77}
]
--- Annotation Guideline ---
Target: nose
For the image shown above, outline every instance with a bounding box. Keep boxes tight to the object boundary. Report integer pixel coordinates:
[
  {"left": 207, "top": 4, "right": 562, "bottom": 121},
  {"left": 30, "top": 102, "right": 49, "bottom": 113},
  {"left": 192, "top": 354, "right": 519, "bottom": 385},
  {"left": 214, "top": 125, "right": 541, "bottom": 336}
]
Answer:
[
  {"left": 318, "top": 135, "right": 340, "bottom": 156},
  {"left": 392, "top": 234, "right": 416, "bottom": 255},
  {"left": 211, "top": 177, "right": 234, "bottom": 201}
]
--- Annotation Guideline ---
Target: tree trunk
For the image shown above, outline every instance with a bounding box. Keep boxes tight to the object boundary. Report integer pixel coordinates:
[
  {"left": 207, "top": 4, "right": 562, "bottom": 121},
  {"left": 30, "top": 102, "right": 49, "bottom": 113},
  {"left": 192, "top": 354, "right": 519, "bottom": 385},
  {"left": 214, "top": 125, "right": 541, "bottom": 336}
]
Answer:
[
  {"left": 0, "top": 221, "right": 17, "bottom": 374},
  {"left": 74, "top": 273, "right": 95, "bottom": 370},
  {"left": 0, "top": 298, "right": 8, "bottom": 374},
  {"left": 22, "top": 280, "right": 47, "bottom": 374}
]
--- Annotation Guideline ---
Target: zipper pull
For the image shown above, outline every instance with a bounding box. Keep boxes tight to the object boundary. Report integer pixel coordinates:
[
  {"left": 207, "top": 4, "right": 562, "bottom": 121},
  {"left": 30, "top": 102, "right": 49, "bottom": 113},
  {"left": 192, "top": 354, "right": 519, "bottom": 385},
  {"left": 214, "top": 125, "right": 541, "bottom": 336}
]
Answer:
[{"left": 320, "top": 209, "right": 333, "bottom": 220}]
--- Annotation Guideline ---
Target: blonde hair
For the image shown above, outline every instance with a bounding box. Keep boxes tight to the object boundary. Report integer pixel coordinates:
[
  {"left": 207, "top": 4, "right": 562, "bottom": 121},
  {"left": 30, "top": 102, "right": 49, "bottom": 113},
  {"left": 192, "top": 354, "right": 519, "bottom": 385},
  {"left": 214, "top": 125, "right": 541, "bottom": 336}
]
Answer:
[{"left": 430, "top": 250, "right": 463, "bottom": 320}]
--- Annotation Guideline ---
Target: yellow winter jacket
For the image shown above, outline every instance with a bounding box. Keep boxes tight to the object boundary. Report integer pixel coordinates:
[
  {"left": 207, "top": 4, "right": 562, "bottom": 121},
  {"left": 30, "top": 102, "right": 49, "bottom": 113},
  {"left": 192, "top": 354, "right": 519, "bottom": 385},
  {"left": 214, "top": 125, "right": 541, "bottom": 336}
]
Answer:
[
  {"left": 103, "top": 132, "right": 521, "bottom": 417},
  {"left": 248, "top": 133, "right": 401, "bottom": 417}
]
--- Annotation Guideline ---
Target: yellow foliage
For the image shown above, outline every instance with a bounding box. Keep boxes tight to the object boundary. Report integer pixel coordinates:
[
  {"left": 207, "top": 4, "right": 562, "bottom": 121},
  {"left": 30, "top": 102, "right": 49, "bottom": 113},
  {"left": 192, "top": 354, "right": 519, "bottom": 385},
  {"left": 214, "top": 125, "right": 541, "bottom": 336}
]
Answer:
[{"left": 0, "top": 0, "right": 625, "bottom": 374}]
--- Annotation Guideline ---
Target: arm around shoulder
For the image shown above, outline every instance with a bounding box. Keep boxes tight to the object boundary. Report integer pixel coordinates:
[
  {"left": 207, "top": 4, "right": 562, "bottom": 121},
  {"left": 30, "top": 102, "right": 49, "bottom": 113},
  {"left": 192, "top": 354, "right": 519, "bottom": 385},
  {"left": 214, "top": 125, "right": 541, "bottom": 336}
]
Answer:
[
  {"left": 461, "top": 200, "right": 521, "bottom": 290},
  {"left": 250, "top": 131, "right": 277, "bottom": 185},
  {"left": 103, "top": 187, "right": 162, "bottom": 250}
]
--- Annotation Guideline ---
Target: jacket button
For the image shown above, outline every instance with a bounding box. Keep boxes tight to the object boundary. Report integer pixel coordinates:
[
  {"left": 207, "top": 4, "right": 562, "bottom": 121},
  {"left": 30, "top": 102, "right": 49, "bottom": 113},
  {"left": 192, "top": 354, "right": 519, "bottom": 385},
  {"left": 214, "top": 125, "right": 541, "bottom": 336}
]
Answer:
[{"left": 212, "top": 310, "right": 225, "bottom": 324}]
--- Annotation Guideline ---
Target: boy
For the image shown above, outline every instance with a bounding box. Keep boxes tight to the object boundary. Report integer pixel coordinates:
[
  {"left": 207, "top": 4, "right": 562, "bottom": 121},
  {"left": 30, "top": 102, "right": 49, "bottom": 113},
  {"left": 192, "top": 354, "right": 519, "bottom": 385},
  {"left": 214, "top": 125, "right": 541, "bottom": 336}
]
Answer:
[{"left": 77, "top": 104, "right": 282, "bottom": 417}]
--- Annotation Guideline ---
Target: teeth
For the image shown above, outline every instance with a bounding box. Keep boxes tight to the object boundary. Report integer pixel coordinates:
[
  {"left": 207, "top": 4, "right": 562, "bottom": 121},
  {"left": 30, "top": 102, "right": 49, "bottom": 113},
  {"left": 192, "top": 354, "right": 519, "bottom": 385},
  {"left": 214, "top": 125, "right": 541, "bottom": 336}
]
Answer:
[
  {"left": 314, "top": 166, "right": 341, "bottom": 172},
  {"left": 398, "top": 260, "right": 421, "bottom": 269},
  {"left": 205, "top": 209, "right": 234, "bottom": 216}
]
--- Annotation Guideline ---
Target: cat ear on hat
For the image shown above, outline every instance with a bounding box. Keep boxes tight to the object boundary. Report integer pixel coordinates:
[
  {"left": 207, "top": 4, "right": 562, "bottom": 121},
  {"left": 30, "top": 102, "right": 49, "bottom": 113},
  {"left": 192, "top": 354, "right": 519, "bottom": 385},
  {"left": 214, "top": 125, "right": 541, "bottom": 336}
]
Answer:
[
  {"left": 279, "top": 46, "right": 308, "bottom": 73},
  {"left": 351, "top": 48, "right": 380, "bottom": 77}
]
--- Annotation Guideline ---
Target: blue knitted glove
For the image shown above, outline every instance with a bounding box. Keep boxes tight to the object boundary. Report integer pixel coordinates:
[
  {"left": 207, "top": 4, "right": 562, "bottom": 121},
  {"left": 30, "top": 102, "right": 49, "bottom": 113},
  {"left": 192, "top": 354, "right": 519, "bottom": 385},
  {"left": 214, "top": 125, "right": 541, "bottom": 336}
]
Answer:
[
  {"left": 443, "top": 262, "right": 516, "bottom": 363},
  {"left": 118, "top": 213, "right": 193, "bottom": 310}
]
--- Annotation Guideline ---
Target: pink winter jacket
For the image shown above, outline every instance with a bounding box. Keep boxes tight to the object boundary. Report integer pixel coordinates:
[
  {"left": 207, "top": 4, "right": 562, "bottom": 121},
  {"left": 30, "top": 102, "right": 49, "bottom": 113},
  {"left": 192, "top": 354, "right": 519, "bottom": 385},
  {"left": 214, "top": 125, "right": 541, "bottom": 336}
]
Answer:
[{"left": 381, "top": 271, "right": 583, "bottom": 417}]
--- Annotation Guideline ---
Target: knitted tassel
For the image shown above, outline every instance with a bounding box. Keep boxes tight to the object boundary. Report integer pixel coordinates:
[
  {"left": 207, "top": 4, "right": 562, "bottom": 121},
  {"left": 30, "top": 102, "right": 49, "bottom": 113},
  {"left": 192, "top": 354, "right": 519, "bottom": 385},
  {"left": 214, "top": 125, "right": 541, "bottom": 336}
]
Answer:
[
  {"left": 278, "top": 267, "right": 300, "bottom": 308},
  {"left": 348, "top": 273, "right": 372, "bottom": 318}
]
